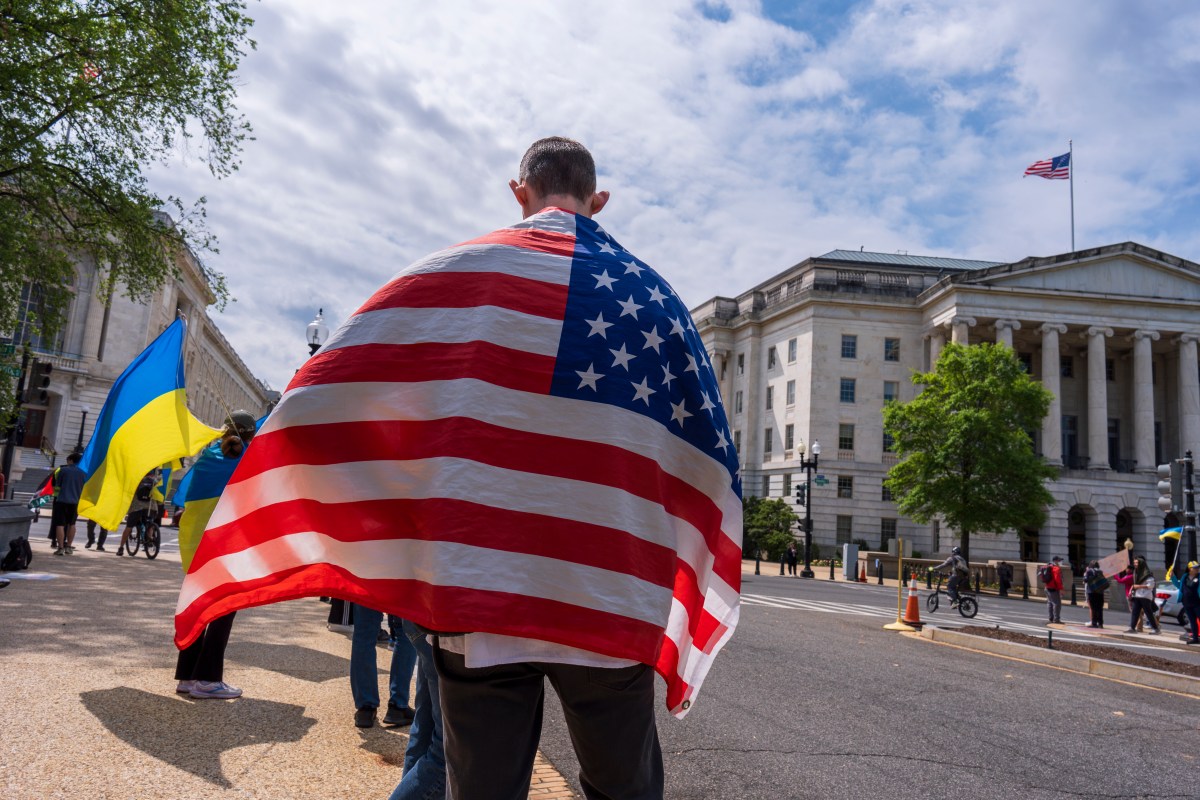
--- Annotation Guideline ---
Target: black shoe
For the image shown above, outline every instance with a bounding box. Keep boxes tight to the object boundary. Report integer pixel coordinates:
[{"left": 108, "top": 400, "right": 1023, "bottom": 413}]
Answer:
[
  {"left": 382, "top": 703, "right": 415, "bottom": 727},
  {"left": 354, "top": 706, "right": 377, "bottom": 729},
  {"left": 85, "top": 542, "right": 94, "bottom": 549},
  {"left": 95, "top": 546, "right": 106, "bottom": 552}
]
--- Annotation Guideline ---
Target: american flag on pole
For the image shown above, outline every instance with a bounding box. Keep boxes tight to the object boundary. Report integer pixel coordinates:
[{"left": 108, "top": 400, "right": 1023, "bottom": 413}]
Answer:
[
  {"left": 174, "top": 208, "right": 743, "bottom": 717},
  {"left": 1023, "top": 152, "right": 1071, "bottom": 179}
]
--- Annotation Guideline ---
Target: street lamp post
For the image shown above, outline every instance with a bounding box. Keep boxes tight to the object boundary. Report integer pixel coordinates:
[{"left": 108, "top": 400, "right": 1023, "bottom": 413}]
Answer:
[
  {"left": 74, "top": 404, "right": 91, "bottom": 453},
  {"left": 796, "top": 438, "right": 821, "bottom": 578},
  {"left": 306, "top": 309, "right": 329, "bottom": 356}
]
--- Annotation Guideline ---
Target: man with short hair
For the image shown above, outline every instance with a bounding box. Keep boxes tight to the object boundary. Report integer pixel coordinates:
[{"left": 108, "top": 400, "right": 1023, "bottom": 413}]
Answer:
[
  {"left": 1043, "top": 555, "right": 1065, "bottom": 624},
  {"left": 50, "top": 453, "right": 85, "bottom": 555}
]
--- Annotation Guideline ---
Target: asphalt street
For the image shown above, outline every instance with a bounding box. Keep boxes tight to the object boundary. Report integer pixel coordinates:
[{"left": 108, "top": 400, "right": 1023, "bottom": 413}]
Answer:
[{"left": 539, "top": 572, "right": 1200, "bottom": 800}]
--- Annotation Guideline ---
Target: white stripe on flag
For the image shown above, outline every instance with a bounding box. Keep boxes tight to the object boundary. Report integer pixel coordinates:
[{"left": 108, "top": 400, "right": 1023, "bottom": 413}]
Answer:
[
  {"left": 387, "top": 241, "right": 575, "bottom": 286},
  {"left": 322, "top": 306, "right": 564, "bottom": 357}
]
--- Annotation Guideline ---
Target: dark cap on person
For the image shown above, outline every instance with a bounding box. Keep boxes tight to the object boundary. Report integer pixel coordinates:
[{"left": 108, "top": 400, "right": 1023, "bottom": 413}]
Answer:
[{"left": 1051, "top": 555, "right": 1064, "bottom": 563}]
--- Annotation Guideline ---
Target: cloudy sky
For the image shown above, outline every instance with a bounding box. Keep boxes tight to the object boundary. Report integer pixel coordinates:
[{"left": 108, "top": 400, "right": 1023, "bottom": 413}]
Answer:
[{"left": 148, "top": 0, "right": 1200, "bottom": 393}]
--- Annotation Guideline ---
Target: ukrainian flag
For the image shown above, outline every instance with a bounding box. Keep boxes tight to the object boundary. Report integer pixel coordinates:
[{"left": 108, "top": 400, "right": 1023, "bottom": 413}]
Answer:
[
  {"left": 77, "top": 318, "right": 221, "bottom": 531},
  {"left": 177, "top": 413, "right": 266, "bottom": 570}
]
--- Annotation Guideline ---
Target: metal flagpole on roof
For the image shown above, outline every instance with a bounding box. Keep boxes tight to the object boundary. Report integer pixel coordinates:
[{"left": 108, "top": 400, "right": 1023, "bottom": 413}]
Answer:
[{"left": 1069, "top": 139, "right": 1075, "bottom": 252}]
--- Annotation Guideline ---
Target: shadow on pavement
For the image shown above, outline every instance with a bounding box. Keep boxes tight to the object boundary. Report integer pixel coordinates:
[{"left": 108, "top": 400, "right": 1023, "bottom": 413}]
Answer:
[
  {"left": 226, "top": 641, "right": 350, "bottom": 682},
  {"left": 80, "top": 687, "right": 317, "bottom": 787}
]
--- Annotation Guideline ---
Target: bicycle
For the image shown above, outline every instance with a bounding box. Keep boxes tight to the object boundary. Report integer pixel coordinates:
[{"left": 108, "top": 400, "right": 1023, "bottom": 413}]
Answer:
[
  {"left": 125, "top": 515, "right": 161, "bottom": 560},
  {"left": 926, "top": 573, "right": 978, "bottom": 618}
]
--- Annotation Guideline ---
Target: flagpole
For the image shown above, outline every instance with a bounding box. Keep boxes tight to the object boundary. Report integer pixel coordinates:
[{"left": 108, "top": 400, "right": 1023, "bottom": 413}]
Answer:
[{"left": 1069, "top": 139, "right": 1075, "bottom": 252}]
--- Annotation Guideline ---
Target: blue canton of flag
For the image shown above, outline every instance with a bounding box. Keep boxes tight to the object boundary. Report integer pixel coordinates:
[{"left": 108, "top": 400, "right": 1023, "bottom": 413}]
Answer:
[{"left": 547, "top": 215, "right": 741, "bottom": 497}]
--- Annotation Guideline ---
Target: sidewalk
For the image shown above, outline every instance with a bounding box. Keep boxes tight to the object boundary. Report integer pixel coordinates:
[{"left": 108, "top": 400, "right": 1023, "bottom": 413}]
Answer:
[{"left": 0, "top": 517, "right": 575, "bottom": 799}]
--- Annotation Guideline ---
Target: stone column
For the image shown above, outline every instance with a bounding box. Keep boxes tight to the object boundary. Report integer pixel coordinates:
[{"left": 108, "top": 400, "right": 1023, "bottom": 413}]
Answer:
[
  {"left": 951, "top": 316, "right": 976, "bottom": 345},
  {"left": 1086, "top": 326, "right": 1113, "bottom": 470},
  {"left": 994, "top": 319, "right": 1021, "bottom": 349},
  {"left": 1130, "top": 330, "right": 1159, "bottom": 472},
  {"left": 927, "top": 329, "right": 946, "bottom": 369},
  {"left": 1040, "top": 324, "right": 1067, "bottom": 466},
  {"left": 1178, "top": 334, "right": 1200, "bottom": 456}
]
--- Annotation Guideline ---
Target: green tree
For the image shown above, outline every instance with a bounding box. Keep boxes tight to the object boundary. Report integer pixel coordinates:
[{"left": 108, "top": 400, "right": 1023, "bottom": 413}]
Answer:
[
  {"left": 883, "top": 342, "right": 1057, "bottom": 562},
  {"left": 0, "top": 0, "right": 254, "bottom": 384},
  {"left": 742, "top": 495, "right": 797, "bottom": 561}
]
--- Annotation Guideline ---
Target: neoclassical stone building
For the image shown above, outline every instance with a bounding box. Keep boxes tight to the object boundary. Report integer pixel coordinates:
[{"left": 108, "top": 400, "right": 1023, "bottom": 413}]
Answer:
[{"left": 692, "top": 242, "right": 1200, "bottom": 569}]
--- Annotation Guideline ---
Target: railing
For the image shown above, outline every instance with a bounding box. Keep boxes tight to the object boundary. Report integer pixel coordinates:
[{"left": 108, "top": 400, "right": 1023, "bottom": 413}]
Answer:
[
  {"left": 1114, "top": 459, "right": 1138, "bottom": 474},
  {"left": 1064, "top": 455, "right": 1090, "bottom": 470}
]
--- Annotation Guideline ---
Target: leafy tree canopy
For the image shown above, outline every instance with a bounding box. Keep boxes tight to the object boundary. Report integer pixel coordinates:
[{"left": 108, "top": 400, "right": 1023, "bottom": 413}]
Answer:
[
  {"left": 742, "top": 495, "right": 797, "bottom": 561},
  {"left": 883, "top": 342, "right": 1057, "bottom": 561},
  {"left": 0, "top": 0, "right": 255, "bottom": 352}
]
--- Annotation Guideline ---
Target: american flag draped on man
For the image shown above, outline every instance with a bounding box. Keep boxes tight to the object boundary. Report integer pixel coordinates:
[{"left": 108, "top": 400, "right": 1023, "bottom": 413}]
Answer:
[{"left": 175, "top": 198, "right": 742, "bottom": 718}]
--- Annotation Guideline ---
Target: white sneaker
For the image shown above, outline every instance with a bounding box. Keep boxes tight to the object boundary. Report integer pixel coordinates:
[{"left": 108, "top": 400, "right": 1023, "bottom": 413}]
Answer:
[
  {"left": 176, "top": 680, "right": 196, "bottom": 694},
  {"left": 189, "top": 680, "right": 243, "bottom": 699}
]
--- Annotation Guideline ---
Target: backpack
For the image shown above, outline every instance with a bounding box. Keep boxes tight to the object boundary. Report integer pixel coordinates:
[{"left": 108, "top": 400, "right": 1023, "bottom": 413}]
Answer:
[
  {"left": 1, "top": 536, "right": 32, "bottom": 571},
  {"left": 135, "top": 478, "right": 154, "bottom": 503},
  {"left": 1036, "top": 564, "right": 1051, "bottom": 585}
]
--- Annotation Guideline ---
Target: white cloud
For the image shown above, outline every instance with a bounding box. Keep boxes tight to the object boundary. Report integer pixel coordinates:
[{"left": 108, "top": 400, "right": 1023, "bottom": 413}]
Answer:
[{"left": 146, "top": 0, "right": 1200, "bottom": 392}]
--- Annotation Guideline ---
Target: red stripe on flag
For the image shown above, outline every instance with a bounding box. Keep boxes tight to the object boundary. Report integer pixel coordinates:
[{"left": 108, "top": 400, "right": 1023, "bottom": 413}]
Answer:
[
  {"left": 188, "top": 496, "right": 678, "bottom": 585},
  {"left": 288, "top": 342, "right": 556, "bottom": 395},
  {"left": 454, "top": 227, "right": 577, "bottom": 257},
  {"left": 175, "top": 563, "right": 664, "bottom": 661},
  {"left": 655, "top": 635, "right": 688, "bottom": 711},
  {"left": 230, "top": 418, "right": 742, "bottom": 587},
  {"left": 356, "top": 271, "right": 569, "bottom": 320}
]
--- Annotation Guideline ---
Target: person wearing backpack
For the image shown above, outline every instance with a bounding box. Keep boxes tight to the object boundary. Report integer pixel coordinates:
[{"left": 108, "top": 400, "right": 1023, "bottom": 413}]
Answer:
[
  {"left": 1082, "top": 560, "right": 1109, "bottom": 628},
  {"left": 1124, "top": 555, "right": 1162, "bottom": 635},
  {"left": 1040, "top": 555, "right": 1065, "bottom": 624},
  {"left": 115, "top": 471, "right": 158, "bottom": 557},
  {"left": 933, "top": 546, "right": 970, "bottom": 608}
]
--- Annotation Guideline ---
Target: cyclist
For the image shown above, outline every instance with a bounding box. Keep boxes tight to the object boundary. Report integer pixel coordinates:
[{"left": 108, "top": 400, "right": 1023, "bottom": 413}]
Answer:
[
  {"left": 933, "top": 546, "right": 970, "bottom": 608},
  {"left": 116, "top": 470, "right": 159, "bottom": 556}
]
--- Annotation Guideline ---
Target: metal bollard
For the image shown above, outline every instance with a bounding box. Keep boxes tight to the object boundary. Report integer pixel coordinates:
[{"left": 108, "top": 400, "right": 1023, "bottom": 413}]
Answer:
[
  {"left": 1022, "top": 569, "right": 1029, "bottom": 600},
  {"left": 926, "top": 568, "right": 932, "bottom": 591},
  {"left": 829, "top": 559, "right": 835, "bottom": 580},
  {"left": 1070, "top": 579, "right": 1078, "bottom": 606},
  {"left": 975, "top": 572, "right": 981, "bottom": 595},
  {"left": 877, "top": 561, "right": 884, "bottom": 585}
]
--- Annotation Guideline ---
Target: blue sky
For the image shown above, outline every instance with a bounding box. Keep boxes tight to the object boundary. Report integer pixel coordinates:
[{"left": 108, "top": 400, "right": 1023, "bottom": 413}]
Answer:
[{"left": 148, "top": 0, "right": 1200, "bottom": 393}]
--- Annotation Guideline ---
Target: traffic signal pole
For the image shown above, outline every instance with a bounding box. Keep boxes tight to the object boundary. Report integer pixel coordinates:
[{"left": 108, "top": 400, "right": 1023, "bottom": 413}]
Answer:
[{"left": 1186, "top": 451, "right": 1197, "bottom": 564}]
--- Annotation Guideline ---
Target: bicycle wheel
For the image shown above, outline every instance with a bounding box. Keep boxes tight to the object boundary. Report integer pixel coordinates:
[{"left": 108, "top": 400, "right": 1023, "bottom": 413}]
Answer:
[
  {"left": 926, "top": 593, "right": 939, "bottom": 613},
  {"left": 127, "top": 526, "right": 140, "bottom": 556},
  {"left": 957, "top": 596, "right": 978, "bottom": 618},
  {"left": 143, "top": 523, "right": 160, "bottom": 560}
]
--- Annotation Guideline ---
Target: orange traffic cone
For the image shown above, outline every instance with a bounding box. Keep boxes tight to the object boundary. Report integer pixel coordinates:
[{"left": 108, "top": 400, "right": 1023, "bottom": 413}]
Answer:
[
  {"left": 902, "top": 576, "right": 923, "bottom": 627},
  {"left": 858, "top": 563, "right": 867, "bottom": 583}
]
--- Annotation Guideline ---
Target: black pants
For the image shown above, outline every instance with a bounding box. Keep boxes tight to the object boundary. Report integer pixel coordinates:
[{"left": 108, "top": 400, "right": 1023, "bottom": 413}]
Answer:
[
  {"left": 175, "top": 612, "right": 236, "bottom": 682},
  {"left": 433, "top": 645, "right": 664, "bottom": 800},
  {"left": 86, "top": 520, "right": 107, "bottom": 547},
  {"left": 1129, "top": 598, "right": 1159, "bottom": 632},
  {"left": 947, "top": 574, "right": 963, "bottom": 603},
  {"left": 1086, "top": 591, "right": 1105, "bottom": 627}
]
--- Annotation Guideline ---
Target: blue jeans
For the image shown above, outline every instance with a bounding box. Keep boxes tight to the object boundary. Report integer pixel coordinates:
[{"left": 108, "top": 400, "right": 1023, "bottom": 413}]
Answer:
[
  {"left": 350, "top": 605, "right": 416, "bottom": 710},
  {"left": 388, "top": 620, "right": 445, "bottom": 800}
]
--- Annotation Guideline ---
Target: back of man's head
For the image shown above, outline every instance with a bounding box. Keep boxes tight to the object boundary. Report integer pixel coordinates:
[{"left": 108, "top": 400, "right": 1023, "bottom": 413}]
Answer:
[
  {"left": 67, "top": 452, "right": 81, "bottom": 465},
  {"left": 519, "top": 137, "right": 596, "bottom": 204}
]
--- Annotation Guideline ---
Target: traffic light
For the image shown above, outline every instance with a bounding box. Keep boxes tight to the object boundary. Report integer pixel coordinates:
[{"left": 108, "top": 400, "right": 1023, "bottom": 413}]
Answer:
[
  {"left": 794, "top": 483, "right": 807, "bottom": 506},
  {"left": 24, "top": 361, "right": 51, "bottom": 405},
  {"left": 1157, "top": 462, "right": 1182, "bottom": 514}
]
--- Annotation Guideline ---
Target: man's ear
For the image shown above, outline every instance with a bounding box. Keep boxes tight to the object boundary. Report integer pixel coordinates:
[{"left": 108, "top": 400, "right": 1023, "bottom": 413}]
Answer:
[
  {"left": 590, "top": 190, "right": 610, "bottom": 217},
  {"left": 509, "top": 179, "right": 529, "bottom": 208}
]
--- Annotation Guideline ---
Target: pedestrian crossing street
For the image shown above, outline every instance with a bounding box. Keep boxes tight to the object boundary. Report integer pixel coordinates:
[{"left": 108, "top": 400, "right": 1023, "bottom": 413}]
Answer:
[{"left": 740, "top": 592, "right": 1059, "bottom": 636}]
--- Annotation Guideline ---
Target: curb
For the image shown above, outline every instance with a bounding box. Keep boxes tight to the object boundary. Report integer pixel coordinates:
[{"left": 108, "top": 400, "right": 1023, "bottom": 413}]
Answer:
[{"left": 920, "top": 626, "right": 1200, "bottom": 697}]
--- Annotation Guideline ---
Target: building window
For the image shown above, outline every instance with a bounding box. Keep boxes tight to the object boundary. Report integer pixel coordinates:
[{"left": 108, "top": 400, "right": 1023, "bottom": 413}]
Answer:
[
  {"left": 1105, "top": 358, "right": 1115, "bottom": 381},
  {"left": 1060, "top": 355, "right": 1073, "bottom": 378},
  {"left": 838, "top": 423, "right": 855, "bottom": 451},
  {"left": 882, "top": 484, "right": 893, "bottom": 502},
  {"left": 733, "top": 430, "right": 742, "bottom": 453},
  {"left": 883, "top": 380, "right": 899, "bottom": 402},
  {"left": 884, "top": 338, "right": 900, "bottom": 362},
  {"left": 1018, "top": 352, "right": 1033, "bottom": 373},
  {"left": 782, "top": 473, "right": 792, "bottom": 497},
  {"left": 836, "top": 515, "right": 853, "bottom": 545},
  {"left": 1152, "top": 362, "right": 1158, "bottom": 385},
  {"left": 761, "top": 475, "right": 770, "bottom": 497},
  {"left": 881, "top": 518, "right": 897, "bottom": 549},
  {"left": 837, "top": 476, "right": 854, "bottom": 499},
  {"left": 786, "top": 379, "right": 796, "bottom": 406},
  {"left": 765, "top": 385, "right": 774, "bottom": 410},
  {"left": 841, "top": 334, "right": 857, "bottom": 359},
  {"left": 840, "top": 378, "right": 856, "bottom": 403},
  {"left": 768, "top": 346, "right": 777, "bottom": 370},
  {"left": 737, "top": 353, "right": 745, "bottom": 375},
  {"left": 763, "top": 428, "right": 773, "bottom": 457},
  {"left": 735, "top": 391, "right": 743, "bottom": 414},
  {"left": 784, "top": 424, "right": 794, "bottom": 451},
  {"left": 1062, "top": 415, "right": 1078, "bottom": 464},
  {"left": 883, "top": 430, "right": 894, "bottom": 453},
  {"left": 788, "top": 338, "right": 797, "bottom": 363}
]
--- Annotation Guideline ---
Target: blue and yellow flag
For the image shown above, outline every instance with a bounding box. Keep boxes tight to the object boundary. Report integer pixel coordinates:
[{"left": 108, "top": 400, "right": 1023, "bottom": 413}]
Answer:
[{"left": 77, "top": 318, "right": 222, "bottom": 530}]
